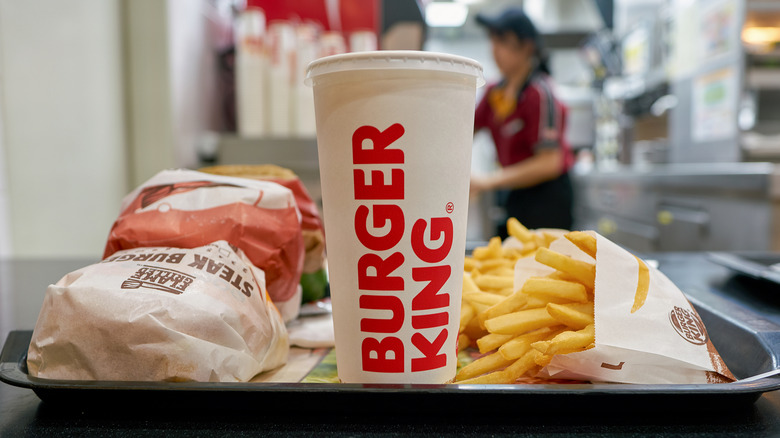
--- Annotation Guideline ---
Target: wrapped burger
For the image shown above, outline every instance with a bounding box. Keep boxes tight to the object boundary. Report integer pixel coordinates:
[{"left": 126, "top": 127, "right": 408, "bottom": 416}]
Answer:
[
  {"left": 103, "top": 169, "right": 305, "bottom": 321},
  {"left": 198, "top": 164, "right": 328, "bottom": 302},
  {"left": 28, "top": 241, "right": 289, "bottom": 382}
]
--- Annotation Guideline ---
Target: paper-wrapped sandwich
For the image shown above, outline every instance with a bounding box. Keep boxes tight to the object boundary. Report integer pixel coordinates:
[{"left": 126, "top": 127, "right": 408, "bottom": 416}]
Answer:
[
  {"left": 198, "top": 164, "right": 327, "bottom": 303},
  {"left": 27, "top": 241, "right": 289, "bottom": 382},
  {"left": 103, "top": 169, "right": 305, "bottom": 320},
  {"left": 27, "top": 169, "right": 305, "bottom": 382}
]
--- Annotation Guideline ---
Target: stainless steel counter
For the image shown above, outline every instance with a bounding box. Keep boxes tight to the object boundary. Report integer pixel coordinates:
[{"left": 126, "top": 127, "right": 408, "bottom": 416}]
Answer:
[
  {"left": 575, "top": 162, "right": 780, "bottom": 196},
  {"left": 572, "top": 162, "right": 780, "bottom": 252}
]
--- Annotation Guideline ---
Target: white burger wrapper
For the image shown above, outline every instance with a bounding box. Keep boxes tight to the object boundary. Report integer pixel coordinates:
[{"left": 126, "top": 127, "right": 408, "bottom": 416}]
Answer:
[
  {"left": 510, "top": 231, "right": 735, "bottom": 384},
  {"left": 27, "top": 241, "right": 289, "bottom": 382}
]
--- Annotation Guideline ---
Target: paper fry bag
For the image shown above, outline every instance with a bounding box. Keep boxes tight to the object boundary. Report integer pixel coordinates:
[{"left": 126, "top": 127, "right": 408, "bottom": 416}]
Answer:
[
  {"left": 515, "top": 232, "right": 735, "bottom": 384},
  {"left": 28, "top": 241, "right": 289, "bottom": 382}
]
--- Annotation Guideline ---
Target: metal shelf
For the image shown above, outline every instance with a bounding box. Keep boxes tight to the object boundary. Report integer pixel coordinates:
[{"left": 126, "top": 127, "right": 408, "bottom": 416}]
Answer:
[{"left": 216, "top": 135, "right": 319, "bottom": 170}]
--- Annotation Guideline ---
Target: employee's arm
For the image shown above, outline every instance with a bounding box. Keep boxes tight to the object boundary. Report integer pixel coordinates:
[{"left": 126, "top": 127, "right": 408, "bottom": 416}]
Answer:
[{"left": 471, "top": 148, "right": 563, "bottom": 193}]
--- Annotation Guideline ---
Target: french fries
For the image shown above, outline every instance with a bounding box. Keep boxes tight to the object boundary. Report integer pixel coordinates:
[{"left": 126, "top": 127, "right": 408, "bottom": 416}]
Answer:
[
  {"left": 546, "top": 302, "right": 594, "bottom": 329},
  {"left": 498, "top": 326, "right": 563, "bottom": 360},
  {"left": 522, "top": 277, "right": 588, "bottom": 303},
  {"left": 457, "top": 349, "right": 542, "bottom": 384},
  {"left": 474, "top": 275, "right": 514, "bottom": 292},
  {"left": 476, "top": 333, "right": 515, "bottom": 354},
  {"left": 483, "top": 307, "right": 558, "bottom": 335},
  {"left": 455, "top": 219, "right": 598, "bottom": 384},
  {"left": 478, "top": 290, "right": 528, "bottom": 325},
  {"left": 531, "top": 324, "right": 595, "bottom": 356},
  {"left": 565, "top": 231, "right": 597, "bottom": 259},
  {"left": 463, "top": 291, "right": 505, "bottom": 307},
  {"left": 456, "top": 351, "right": 513, "bottom": 381},
  {"left": 534, "top": 247, "right": 596, "bottom": 290}
]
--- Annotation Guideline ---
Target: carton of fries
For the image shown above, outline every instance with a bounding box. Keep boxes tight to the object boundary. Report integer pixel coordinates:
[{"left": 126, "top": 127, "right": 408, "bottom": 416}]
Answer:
[
  {"left": 456, "top": 220, "right": 735, "bottom": 385},
  {"left": 526, "top": 232, "right": 733, "bottom": 384}
]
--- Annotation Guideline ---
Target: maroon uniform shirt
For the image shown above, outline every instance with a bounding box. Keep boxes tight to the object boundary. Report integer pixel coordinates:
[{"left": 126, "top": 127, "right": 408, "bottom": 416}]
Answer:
[{"left": 474, "top": 72, "right": 573, "bottom": 172}]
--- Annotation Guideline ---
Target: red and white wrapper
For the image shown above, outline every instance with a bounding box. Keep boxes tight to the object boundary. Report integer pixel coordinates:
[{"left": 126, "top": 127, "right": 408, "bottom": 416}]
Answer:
[
  {"left": 103, "top": 169, "right": 304, "bottom": 320},
  {"left": 511, "top": 232, "right": 735, "bottom": 384}
]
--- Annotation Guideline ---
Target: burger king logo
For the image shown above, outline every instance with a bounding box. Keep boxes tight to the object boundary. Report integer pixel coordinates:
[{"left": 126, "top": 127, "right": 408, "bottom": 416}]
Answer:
[{"left": 669, "top": 306, "right": 708, "bottom": 345}]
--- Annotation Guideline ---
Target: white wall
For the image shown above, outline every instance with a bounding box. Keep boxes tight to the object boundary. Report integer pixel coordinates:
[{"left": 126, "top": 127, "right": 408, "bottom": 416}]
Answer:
[
  {"left": 0, "top": 79, "right": 10, "bottom": 258},
  {"left": 123, "top": 0, "right": 176, "bottom": 186},
  {"left": 0, "top": 0, "right": 129, "bottom": 258},
  {"left": 124, "top": 0, "right": 230, "bottom": 187}
]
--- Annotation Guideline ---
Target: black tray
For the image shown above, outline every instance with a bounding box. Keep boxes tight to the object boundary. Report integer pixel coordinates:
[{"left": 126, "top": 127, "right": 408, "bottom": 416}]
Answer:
[
  {"left": 3, "top": 295, "right": 780, "bottom": 415},
  {"left": 709, "top": 252, "right": 780, "bottom": 285}
]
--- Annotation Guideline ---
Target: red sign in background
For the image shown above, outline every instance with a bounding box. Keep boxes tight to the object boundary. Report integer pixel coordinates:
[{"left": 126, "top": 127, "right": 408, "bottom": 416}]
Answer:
[{"left": 246, "top": 0, "right": 380, "bottom": 34}]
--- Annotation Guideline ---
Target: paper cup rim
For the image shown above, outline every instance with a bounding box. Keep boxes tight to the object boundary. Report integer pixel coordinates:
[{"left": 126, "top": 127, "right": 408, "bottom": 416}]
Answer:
[{"left": 305, "top": 50, "right": 485, "bottom": 87}]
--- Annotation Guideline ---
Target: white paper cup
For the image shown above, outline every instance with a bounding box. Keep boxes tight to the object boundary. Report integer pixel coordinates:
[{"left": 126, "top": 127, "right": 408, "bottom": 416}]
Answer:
[{"left": 306, "top": 51, "right": 484, "bottom": 384}]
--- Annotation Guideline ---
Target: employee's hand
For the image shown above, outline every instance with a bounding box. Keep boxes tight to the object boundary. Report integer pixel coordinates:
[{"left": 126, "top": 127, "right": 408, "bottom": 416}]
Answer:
[{"left": 470, "top": 174, "right": 494, "bottom": 198}]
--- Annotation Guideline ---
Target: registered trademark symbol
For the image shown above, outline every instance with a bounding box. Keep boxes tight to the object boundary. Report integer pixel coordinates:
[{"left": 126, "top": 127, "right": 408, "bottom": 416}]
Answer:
[{"left": 445, "top": 202, "right": 454, "bottom": 214}]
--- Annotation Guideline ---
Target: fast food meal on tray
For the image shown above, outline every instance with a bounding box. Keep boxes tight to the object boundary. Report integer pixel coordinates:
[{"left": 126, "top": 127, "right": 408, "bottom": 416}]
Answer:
[
  {"left": 27, "top": 241, "right": 289, "bottom": 382},
  {"left": 23, "top": 162, "right": 734, "bottom": 386},
  {"left": 456, "top": 218, "right": 735, "bottom": 385}
]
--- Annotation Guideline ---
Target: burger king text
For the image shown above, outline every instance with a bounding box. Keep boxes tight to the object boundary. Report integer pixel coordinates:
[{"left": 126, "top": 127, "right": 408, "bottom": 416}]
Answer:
[{"left": 352, "top": 123, "right": 454, "bottom": 374}]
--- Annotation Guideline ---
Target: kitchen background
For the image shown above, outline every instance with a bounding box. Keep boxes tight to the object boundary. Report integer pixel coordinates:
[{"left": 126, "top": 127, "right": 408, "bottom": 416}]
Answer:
[{"left": 0, "top": 0, "right": 779, "bottom": 261}]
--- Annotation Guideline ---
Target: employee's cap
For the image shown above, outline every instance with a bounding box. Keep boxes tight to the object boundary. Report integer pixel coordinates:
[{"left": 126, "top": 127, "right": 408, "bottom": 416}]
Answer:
[{"left": 475, "top": 7, "right": 540, "bottom": 45}]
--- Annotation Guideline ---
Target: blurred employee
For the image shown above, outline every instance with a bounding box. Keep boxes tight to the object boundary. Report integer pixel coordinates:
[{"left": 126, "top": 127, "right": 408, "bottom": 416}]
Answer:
[
  {"left": 381, "top": 0, "right": 427, "bottom": 50},
  {"left": 471, "top": 8, "right": 574, "bottom": 234}
]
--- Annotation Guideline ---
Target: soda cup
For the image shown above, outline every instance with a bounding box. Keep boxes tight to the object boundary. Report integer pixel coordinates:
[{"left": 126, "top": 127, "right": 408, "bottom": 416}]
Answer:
[{"left": 306, "top": 51, "right": 484, "bottom": 383}]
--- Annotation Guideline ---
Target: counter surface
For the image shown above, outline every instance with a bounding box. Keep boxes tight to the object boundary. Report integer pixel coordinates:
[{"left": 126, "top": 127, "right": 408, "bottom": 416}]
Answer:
[
  {"left": 573, "top": 162, "right": 780, "bottom": 198},
  {"left": 2, "top": 254, "right": 780, "bottom": 437},
  {"left": 571, "top": 163, "right": 780, "bottom": 252}
]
